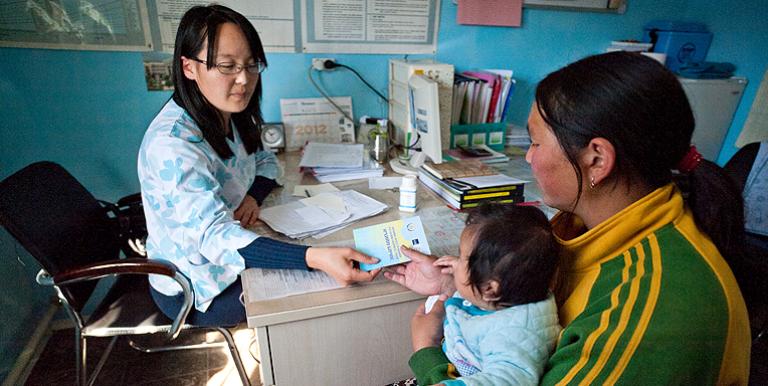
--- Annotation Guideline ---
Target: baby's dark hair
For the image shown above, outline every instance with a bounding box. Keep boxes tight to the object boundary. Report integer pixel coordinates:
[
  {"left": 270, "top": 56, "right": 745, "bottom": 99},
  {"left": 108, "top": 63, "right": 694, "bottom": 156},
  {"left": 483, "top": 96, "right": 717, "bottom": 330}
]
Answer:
[{"left": 464, "top": 203, "right": 560, "bottom": 308}]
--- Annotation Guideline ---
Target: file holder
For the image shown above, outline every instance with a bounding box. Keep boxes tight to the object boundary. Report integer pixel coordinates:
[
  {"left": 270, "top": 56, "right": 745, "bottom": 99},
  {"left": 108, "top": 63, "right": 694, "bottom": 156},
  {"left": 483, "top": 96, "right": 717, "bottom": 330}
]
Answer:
[{"left": 450, "top": 122, "right": 506, "bottom": 151}]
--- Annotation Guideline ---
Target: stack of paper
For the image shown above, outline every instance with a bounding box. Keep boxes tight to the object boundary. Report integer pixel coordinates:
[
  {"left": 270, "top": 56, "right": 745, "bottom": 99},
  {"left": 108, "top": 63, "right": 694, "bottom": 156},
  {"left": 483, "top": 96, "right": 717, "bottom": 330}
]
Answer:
[
  {"left": 299, "top": 142, "right": 384, "bottom": 182},
  {"left": 418, "top": 168, "right": 527, "bottom": 210},
  {"left": 258, "top": 190, "right": 388, "bottom": 239},
  {"left": 311, "top": 156, "right": 384, "bottom": 182}
]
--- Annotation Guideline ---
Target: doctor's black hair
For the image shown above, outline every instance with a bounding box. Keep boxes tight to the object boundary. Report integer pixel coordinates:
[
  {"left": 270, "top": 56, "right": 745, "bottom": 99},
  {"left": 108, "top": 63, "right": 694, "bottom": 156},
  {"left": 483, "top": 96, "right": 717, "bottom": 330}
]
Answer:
[
  {"left": 172, "top": 4, "right": 266, "bottom": 159},
  {"left": 463, "top": 203, "right": 560, "bottom": 308},
  {"left": 534, "top": 51, "right": 745, "bottom": 282}
]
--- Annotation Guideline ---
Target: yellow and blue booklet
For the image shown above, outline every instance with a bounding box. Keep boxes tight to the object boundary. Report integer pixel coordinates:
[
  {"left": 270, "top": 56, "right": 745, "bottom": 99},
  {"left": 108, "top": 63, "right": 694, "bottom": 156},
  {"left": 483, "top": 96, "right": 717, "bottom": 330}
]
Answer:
[{"left": 354, "top": 217, "right": 431, "bottom": 271}]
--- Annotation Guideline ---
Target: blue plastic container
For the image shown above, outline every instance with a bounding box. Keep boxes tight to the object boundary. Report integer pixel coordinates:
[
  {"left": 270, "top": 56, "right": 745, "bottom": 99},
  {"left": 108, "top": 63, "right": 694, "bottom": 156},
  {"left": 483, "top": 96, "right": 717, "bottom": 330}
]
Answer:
[{"left": 642, "top": 21, "right": 712, "bottom": 72}]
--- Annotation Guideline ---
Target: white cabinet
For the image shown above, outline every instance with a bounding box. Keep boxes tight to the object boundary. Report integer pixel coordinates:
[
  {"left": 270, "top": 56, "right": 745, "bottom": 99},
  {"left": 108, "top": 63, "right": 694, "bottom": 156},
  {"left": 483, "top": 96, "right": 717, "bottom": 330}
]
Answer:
[{"left": 679, "top": 77, "right": 748, "bottom": 161}]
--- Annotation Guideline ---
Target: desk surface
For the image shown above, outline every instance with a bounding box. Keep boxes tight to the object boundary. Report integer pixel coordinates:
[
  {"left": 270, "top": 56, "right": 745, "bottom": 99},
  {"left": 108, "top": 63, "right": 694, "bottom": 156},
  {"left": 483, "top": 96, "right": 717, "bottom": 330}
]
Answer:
[
  {"left": 240, "top": 149, "right": 547, "bottom": 385},
  {"left": 242, "top": 148, "right": 548, "bottom": 327}
]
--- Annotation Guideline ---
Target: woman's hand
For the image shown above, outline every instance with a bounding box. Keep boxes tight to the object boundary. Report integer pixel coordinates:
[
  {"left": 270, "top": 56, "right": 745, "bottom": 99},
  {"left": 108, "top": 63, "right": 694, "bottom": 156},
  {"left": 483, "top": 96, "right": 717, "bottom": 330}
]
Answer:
[
  {"left": 384, "top": 246, "right": 456, "bottom": 296},
  {"left": 411, "top": 294, "right": 447, "bottom": 352},
  {"left": 305, "top": 247, "right": 380, "bottom": 285},
  {"left": 234, "top": 195, "right": 261, "bottom": 227}
]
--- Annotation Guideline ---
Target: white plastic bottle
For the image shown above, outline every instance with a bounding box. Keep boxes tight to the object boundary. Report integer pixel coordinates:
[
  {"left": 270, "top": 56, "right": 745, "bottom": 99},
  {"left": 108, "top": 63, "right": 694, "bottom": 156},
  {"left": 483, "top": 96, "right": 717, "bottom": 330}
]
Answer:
[{"left": 399, "top": 175, "right": 417, "bottom": 212}]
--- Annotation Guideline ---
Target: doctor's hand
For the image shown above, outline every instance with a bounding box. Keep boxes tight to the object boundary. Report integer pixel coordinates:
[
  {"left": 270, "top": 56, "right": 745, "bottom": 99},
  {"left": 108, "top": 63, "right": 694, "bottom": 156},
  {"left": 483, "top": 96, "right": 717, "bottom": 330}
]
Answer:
[
  {"left": 234, "top": 195, "right": 261, "bottom": 227},
  {"left": 411, "top": 294, "right": 447, "bottom": 352},
  {"left": 384, "top": 246, "right": 456, "bottom": 296},
  {"left": 305, "top": 247, "right": 381, "bottom": 285}
]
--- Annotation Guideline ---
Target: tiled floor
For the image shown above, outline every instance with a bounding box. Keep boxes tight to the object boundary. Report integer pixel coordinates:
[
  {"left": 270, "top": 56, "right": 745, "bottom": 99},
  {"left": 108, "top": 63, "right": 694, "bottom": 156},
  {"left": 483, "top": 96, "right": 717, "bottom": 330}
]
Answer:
[
  {"left": 24, "top": 327, "right": 261, "bottom": 386},
  {"left": 22, "top": 325, "right": 768, "bottom": 385}
]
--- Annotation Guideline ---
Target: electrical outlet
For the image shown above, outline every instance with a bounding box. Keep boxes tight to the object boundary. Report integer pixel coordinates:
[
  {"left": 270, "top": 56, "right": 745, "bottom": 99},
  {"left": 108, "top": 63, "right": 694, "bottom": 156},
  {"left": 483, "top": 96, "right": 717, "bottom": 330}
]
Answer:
[{"left": 312, "top": 58, "right": 336, "bottom": 71}]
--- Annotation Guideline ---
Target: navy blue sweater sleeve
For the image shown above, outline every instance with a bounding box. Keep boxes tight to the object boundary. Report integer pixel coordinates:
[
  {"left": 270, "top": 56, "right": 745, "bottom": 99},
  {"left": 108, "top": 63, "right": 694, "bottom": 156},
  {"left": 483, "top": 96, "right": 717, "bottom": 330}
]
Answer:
[
  {"left": 238, "top": 237, "right": 310, "bottom": 270},
  {"left": 248, "top": 175, "right": 278, "bottom": 205}
]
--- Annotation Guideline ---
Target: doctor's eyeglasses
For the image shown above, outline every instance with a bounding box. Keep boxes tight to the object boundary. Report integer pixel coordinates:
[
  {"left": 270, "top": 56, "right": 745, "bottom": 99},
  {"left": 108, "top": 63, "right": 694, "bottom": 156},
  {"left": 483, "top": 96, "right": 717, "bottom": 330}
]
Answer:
[{"left": 189, "top": 57, "right": 266, "bottom": 75}]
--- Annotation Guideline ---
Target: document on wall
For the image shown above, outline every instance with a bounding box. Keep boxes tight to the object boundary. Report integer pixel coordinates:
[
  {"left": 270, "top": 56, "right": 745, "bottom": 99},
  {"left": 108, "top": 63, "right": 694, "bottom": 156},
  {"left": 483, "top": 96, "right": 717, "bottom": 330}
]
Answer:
[
  {"left": 0, "top": 0, "right": 152, "bottom": 51},
  {"left": 280, "top": 97, "right": 355, "bottom": 150},
  {"left": 300, "top": 0, "right": 440, "bottom": 54},
  {"left": 152, "top": 0, "right": 296, "bottom": 53}
]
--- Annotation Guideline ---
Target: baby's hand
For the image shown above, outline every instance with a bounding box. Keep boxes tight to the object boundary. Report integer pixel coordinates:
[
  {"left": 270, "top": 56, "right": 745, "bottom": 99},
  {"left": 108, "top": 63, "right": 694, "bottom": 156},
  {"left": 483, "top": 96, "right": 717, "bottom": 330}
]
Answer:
[
  {"left": 411, "top": 294, "right": 447, "bottom": 351},
  {"left": 433, "top": 255, "right": 458, "bottom": 275}
]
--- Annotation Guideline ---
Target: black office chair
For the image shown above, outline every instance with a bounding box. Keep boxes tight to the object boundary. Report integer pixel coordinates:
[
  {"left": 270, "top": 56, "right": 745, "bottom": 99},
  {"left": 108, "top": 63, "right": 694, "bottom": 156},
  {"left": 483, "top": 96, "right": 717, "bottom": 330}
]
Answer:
[{"left": 0, "top": 162, "right": 251, "bottom": 386}]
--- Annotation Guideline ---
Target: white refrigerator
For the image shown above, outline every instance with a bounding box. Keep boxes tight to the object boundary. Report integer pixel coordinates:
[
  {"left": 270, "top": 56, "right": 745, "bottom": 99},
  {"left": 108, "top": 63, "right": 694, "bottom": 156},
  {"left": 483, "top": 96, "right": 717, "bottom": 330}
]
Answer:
[{"left": 679, "top": 77, "right": 748, "bottom": 161}]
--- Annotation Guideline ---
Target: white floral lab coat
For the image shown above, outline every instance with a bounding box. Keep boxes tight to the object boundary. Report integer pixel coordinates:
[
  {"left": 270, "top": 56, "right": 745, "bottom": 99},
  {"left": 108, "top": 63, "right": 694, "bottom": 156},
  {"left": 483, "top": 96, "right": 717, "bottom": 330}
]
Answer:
[{"left": 138, "top": 100, "right": 280, "bottom": 312}]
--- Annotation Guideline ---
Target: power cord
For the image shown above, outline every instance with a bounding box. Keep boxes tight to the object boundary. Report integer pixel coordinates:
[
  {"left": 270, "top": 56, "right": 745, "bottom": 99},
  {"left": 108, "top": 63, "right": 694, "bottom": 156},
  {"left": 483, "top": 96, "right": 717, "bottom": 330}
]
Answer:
[
  {"left": 316, "top": 60, "right": 388, "bottom": 103},
  {"left": 311, "top": 60, "right": 409, "bottom": 152},
  {"left": 396, "top": 131, "right": 421, "bottom": 151},
  {"left": 307, "top": 64, "right": 355, "bottom": 123},
  {"left": 321, "top": 61, "right": 389, "bottom": 103}
]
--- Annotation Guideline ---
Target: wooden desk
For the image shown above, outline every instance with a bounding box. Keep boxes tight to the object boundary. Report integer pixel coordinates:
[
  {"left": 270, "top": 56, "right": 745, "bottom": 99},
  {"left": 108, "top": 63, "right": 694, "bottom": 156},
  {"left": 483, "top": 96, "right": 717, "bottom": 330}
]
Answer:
[{"left": 242, "top": 150, "right": 545, "bottom": 386}]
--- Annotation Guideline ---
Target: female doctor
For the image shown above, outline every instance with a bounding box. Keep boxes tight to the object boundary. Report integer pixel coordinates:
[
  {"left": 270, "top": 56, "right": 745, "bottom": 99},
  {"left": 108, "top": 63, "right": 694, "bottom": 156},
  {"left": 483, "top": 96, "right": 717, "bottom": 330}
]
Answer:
[{"left": 138, "top": 4, "right": 379, "bottom": 325}]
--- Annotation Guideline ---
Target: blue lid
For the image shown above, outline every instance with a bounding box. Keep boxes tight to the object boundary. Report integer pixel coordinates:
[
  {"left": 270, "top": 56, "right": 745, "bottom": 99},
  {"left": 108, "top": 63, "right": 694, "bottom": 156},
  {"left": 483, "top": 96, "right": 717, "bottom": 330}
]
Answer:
[{"left": 643, "top": 20, "right": 708, "bottom": 32}]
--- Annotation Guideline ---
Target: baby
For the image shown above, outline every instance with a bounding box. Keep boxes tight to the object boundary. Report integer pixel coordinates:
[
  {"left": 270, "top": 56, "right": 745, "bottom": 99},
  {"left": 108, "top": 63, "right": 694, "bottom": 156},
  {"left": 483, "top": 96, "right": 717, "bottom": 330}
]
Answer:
[{"left": 417, "top": 203, "right": 561, "bottom": 386}]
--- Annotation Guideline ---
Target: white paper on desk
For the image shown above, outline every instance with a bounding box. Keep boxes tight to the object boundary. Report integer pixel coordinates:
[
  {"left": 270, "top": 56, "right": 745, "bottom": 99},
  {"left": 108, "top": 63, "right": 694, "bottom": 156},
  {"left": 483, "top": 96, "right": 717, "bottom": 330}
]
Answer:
[
  {"left": 295, "top": 194, "right": 349, "bottom": 227},
  {"left": 294, "top": 206, "right": 333, "bottom": 225},
  {"left": 369, "top": 176, "right": 402, "bottom": 190},
  {"left": 260, "top": 201, "right": 344, "bottom": 238},
  {"left": 259, "top": 190, "right": 388, "bottom": 239},
  {"left": 308, "top": 191, "right": 389, "bottom": 239},
  {"left": 292, "top": 183, "right": 340, "bottom": 197},
  {"left": 311, "top": 224, "right": 352, "bottom": 239},
  {"left": 243, "top": 268, "right": 343, "bottom": 302},
  {"left": 300, "top": 192, "right": 347, "bottom": 214},
  {"left": 299, "top": 142, "right": 364, "bottom": 168},
  {"left": 312, "top": 156, "right": 384, "bottom": 183}
]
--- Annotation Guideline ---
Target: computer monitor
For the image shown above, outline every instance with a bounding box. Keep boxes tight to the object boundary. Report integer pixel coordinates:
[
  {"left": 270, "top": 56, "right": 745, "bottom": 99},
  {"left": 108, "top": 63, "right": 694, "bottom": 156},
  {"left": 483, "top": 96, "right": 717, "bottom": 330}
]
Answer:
[{"left": 408, "top": 73, "right": 443, "bottom": 165}]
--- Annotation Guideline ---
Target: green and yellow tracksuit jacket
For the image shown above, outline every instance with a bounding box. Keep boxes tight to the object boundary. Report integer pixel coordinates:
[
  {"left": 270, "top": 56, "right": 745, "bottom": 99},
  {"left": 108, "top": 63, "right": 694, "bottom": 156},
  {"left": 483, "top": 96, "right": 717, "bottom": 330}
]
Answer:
[{"left": 410, "top": 184, "right": 750, "bottom": 385}]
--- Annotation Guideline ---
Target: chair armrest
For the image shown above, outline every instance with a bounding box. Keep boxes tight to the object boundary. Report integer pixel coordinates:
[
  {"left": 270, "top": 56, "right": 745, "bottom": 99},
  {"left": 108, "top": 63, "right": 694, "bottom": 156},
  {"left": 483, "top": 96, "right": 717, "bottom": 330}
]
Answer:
[
  {"left": 116, "top": 192, "right": 142, "bottom": 207},
  {"left": 51, "top": 258, "right": 193, "bottom": 340},
  {"left": 52, "top": 257, "right": 176, "bottom": 285}
]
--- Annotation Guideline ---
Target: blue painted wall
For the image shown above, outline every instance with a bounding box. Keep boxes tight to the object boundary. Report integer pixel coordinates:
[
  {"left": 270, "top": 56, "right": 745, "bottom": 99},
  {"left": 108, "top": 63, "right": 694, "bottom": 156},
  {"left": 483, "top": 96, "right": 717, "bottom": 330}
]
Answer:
[{"left": 1, "top": 0, "right": 766, "bottom": 379}]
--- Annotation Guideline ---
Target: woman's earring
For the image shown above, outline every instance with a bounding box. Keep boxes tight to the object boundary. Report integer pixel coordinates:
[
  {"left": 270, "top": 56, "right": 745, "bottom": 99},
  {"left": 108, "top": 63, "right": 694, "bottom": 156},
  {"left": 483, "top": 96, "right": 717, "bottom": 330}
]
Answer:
[{"left": 590, "top": 176, "right": 596, "bottom": 189}]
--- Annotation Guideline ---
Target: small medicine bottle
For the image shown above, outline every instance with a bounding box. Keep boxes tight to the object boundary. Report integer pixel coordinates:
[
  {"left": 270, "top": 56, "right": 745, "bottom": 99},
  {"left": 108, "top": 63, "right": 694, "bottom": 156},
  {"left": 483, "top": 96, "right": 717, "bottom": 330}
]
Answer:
[{"left": 399, "top": 175, "right": 417, "bottom": 212}]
